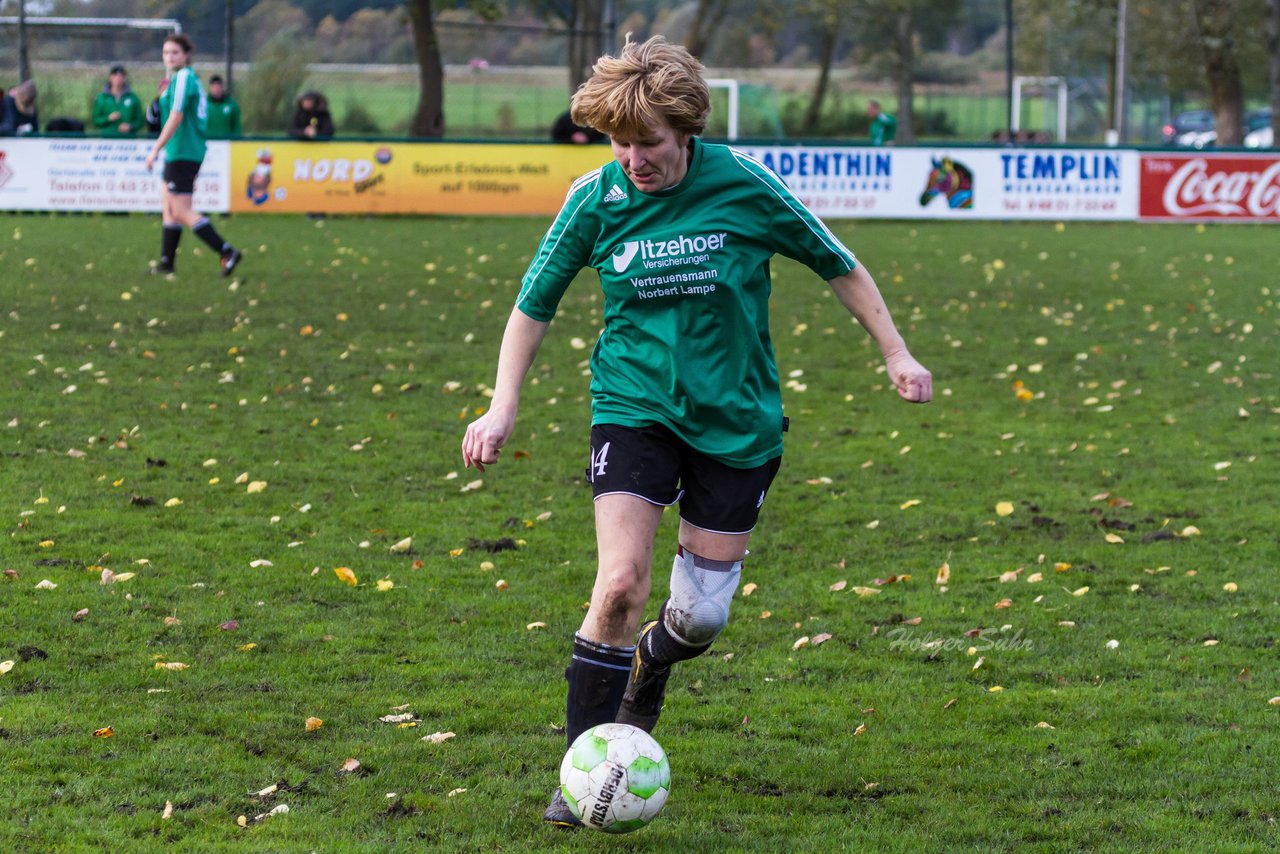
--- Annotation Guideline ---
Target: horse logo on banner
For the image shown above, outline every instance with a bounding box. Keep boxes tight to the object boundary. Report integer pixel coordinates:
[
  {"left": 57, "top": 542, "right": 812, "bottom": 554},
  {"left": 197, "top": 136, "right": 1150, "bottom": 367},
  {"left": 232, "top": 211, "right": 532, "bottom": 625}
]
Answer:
[{"left": 920, "top": 156, "right": 973, "bottom": 209}]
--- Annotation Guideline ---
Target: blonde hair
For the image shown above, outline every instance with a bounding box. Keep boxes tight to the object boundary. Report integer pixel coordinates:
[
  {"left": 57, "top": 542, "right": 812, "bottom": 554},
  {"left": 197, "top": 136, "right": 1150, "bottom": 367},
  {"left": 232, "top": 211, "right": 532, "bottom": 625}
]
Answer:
[{"left": 570, "top": 34, "right": 711, "bottom": 138}]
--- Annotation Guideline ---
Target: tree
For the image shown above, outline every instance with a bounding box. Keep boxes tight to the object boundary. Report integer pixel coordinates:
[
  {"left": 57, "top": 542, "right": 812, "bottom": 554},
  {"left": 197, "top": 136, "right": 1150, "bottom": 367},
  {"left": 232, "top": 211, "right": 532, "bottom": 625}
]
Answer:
[
  {"left": 849, "top": 0, "right": 963, "bottom": 144},
  {"left": 1191, "top": 0, "right": 1244, "bottom": 145},
  {"left": 683, "top": 0, "right": 732, "bottom": 60},
  {"left": 1270, "top": 0, "right": 1280, "bottom": 145},
  {"left": 796, "top": 0, "right": 848, "bottom": 135},
  {"left": 406, "top": 0, "right": 444, "bottom": 137}
]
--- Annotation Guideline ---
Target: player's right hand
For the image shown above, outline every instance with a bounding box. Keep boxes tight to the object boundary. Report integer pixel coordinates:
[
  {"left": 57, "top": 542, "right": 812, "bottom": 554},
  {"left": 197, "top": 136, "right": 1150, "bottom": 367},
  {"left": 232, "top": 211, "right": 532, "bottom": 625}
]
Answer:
[{"left": 462, "top": 406, "right": 516, "bottom": 472}]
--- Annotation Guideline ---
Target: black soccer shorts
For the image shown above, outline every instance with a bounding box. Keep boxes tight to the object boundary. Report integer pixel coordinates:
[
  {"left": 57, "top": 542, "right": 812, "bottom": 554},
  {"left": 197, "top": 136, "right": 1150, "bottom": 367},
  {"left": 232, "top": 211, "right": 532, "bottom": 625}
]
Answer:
[
  {"left": 587, "top": 422, "right": 782, "bottom": 535},
  {"left": 163, "top": 159, "right": 201, "bottom": 194}
]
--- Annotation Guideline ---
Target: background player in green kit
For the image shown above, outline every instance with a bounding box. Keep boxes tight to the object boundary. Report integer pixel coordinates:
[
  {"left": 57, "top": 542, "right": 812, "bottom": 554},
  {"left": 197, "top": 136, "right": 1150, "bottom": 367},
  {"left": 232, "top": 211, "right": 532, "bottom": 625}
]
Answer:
[
  {"left": 143, "top": 34, "right": 241, "bottom": 277},
  {"left": 460, "top": 35, "right": 932, "bottom": 828}
]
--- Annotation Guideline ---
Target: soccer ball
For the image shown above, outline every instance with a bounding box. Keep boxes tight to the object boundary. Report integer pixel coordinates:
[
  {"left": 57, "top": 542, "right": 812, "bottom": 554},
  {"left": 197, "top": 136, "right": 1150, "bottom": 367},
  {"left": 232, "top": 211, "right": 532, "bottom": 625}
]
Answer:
[{"left": 559, "top": 722, "right": 671, "bottom": 833}]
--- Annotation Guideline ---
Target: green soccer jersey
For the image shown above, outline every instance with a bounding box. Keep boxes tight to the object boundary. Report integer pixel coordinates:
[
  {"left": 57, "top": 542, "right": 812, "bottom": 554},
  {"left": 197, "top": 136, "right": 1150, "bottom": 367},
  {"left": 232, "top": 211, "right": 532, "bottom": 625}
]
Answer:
[
  {"left": 517, "top": 138, "right": 857, "bottom": 468},
  {"left": 160, "top": 67, "right": 208, "bottom": 162},
  {"left": 870, "top": 112, "right": 897, "bottom": 146},
  {"left": 205, "top": 95, "right": 241, "bottom": 139}
]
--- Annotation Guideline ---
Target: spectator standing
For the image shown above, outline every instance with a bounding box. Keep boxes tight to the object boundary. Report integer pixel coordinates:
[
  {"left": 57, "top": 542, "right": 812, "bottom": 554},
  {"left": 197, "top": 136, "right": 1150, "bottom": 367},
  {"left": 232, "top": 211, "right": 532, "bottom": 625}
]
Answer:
[
  {"left": 205, "top": 75, "right": 241, "bottom": 139},
  {"left": 867, "top": 99, "right": 897, "bottom": 146},
  {"left": 0, "top": 80, "right": 39, "bottom": 136},
  {"left": 287, "top": 91, "right": 334, "bottom": 140},
  {"left": 92, "top": 65, "right": 144, "bottom": 137},
  {"left": 551, "top": 109, "right": 605, "bottom": 144},
  {"left": 145, "top": 77, "right": 170, "bottom": 135}
]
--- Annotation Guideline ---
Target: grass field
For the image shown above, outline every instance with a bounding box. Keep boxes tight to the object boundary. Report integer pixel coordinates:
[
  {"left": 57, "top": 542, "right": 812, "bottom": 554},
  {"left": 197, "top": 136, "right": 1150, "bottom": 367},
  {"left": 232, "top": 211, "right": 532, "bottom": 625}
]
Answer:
[{"left": 1, "top": 213, "right": 1278, "bottom": 850}]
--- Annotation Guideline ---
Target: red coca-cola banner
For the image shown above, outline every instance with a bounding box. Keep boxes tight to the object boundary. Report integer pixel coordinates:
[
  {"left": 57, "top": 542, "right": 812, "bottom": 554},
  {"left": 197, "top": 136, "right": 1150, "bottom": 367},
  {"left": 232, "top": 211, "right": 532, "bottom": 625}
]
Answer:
[{"left": 1140, "top": 154, "right": 1280, "bottom": 220}]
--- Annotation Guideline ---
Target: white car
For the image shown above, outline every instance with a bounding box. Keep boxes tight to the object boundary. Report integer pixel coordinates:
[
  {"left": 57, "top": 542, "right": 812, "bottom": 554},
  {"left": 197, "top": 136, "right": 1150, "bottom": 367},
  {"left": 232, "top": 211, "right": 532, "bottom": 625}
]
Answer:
[{"left": 1245, "top": 126, "right": 1273, "bottom": 148}]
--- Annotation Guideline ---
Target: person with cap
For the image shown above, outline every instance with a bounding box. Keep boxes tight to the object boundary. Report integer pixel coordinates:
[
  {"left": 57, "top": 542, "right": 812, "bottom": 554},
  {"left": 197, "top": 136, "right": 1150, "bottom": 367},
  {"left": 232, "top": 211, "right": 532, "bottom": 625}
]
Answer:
[
  {"left": 205, "top": 75, "right": 242, "bottom": 140},
  {"left": 92, "top": 65, "right": 144, "bottom": 137}
]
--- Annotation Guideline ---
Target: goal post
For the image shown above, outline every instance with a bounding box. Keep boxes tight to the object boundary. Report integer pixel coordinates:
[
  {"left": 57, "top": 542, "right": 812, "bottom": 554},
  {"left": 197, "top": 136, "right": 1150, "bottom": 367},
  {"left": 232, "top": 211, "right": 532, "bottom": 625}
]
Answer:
[{"left": 706, "top": 78, "right": 740, "bottom": 140}]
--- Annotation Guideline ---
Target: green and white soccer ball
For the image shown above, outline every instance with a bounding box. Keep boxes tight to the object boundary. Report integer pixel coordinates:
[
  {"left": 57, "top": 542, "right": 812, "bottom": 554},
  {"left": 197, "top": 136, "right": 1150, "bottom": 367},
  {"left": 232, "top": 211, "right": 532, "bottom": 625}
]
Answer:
[{"left": 559, "top": 722, "right": 671, "bottom": 833}]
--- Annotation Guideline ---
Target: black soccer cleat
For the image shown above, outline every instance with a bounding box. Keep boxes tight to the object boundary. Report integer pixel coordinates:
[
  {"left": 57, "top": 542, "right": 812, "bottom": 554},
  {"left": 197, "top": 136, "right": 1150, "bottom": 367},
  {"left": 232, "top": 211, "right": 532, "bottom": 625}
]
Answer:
[
  {"left": 615, "top": 620, "right": 671, "bottom": 733},
  {"left": 220, "top": 247, "right": 242, "bottom": 277},
  {"left": 543, "top": 788, "right": 582, "bottom": 828},
  {"left": 148, "top": 264, "right": 174, "bottom": 276}
]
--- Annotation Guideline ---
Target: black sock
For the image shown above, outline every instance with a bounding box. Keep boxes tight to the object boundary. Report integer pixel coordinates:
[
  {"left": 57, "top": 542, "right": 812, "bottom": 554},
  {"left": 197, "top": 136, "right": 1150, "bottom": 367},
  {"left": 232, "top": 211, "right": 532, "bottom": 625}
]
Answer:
[
  {"left": 192, "top": 217, "right": 229, "bottom": 254},
  {"left": 640, "top": 601, "right": 712, "bottom": 668},
  {"left": 564, "top": 633, "right": 633, "bottom": 748},
  {"left": 160, "top": 224, "right": 182, "bottom": 268}
]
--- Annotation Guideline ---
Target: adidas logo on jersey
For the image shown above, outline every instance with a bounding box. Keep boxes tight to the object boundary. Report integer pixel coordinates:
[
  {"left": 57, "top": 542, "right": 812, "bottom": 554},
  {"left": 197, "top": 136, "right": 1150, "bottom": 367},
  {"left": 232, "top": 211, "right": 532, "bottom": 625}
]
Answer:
[{"left": 602, "top": 184, "right": 628, "bottom": 203}]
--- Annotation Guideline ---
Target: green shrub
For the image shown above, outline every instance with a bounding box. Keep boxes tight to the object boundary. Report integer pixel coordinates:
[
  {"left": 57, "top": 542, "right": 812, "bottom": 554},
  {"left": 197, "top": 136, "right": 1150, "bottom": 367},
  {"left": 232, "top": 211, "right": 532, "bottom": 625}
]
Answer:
[{"left": 242, "top": 27, "right": 313, "bottom": 134}]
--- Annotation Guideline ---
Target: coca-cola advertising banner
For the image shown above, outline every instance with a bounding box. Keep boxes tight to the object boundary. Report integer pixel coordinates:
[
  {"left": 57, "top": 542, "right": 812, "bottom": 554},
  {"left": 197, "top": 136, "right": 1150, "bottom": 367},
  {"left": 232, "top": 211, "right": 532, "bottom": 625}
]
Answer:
[{"left": 1139, "top": 154, "right": 1280, "bottom": 221}]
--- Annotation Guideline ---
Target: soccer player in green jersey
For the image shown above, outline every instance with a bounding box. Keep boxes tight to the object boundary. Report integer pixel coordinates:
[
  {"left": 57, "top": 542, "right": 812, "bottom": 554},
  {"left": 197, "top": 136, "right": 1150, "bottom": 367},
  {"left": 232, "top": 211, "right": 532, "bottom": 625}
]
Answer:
[
  {"left": 461, "top": 35, "right": 931, "bottom": 828},
  {"left": 143, "top": 34, "right": 241, "bottom": 277}
]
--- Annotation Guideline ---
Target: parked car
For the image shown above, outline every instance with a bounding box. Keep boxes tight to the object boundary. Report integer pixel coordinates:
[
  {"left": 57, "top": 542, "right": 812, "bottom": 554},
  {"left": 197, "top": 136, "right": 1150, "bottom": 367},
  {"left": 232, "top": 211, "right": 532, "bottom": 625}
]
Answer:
[
  {"left": 1244, "top": 108, "right": 1273, "bottom": 148},
  {"left": 1246, "top": 125, "right": 1274, "bottom": 148},
  {"left": 1163, "top": 109, "right": 1215, "bottom": 146}
]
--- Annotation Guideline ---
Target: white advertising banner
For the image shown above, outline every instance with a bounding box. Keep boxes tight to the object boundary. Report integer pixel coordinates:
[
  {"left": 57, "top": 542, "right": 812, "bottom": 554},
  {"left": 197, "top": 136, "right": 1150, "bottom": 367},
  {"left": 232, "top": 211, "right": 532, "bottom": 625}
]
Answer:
[
  {"left": 736, "top": 145, "right": 1140, "bottom": 220},
  {"left": 0, "top": 138, "right": 230, "bottom": 213}
]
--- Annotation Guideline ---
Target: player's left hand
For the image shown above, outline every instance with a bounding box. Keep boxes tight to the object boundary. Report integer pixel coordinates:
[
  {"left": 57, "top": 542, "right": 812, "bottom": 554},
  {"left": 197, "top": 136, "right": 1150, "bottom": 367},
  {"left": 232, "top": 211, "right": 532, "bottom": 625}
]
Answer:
[
  {"left": 884, "top": 349, "right": 932, "bottom": 403},
  {"left": 144, "top": 151, "right": 157, "bottom": 171}
]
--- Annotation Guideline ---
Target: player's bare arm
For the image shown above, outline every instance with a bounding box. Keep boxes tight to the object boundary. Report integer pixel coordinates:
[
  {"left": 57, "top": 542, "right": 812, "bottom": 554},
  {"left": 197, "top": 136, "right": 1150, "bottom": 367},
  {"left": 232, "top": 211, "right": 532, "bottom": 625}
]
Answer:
[
  {"left": 828, "top": 265, "right": 933, "bottom": 403},
  {"left": 462, "top": 308, "right": 550, "bottom": 471},
  {"left": 144, "top": 108, "right": 183, "bottom": 171}
]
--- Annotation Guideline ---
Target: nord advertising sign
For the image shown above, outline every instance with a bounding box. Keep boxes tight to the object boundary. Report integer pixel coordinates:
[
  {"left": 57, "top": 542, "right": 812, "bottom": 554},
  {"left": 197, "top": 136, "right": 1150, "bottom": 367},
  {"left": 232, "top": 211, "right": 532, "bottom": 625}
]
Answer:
[{"left": 739, "top": 146, "right": 1138, "bottom": 220}]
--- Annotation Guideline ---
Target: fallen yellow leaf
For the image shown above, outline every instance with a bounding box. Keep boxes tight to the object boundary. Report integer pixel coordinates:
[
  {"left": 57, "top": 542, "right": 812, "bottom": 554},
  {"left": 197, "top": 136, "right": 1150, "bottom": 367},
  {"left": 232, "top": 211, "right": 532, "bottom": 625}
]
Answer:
[
  {"left": 305, "top": 716, "right": 324, "bottom": 732},
  {"left": 93, "top": 726, "right": 115, "bottom": 738},
  {"left": 741, "top": 582, "right": 758, "bottom": 597},
  {"left": 1104, "top": 533, "right": 1124, "bottom": 544},
  {"left": 936, "top": 562, "right": 950, "bottom": 585},
  {"left": 995, "top": 501, "right": 1014, "bottom": 516},
  {"left": 376, "top": 578, "right": 394, "bottom": 592},
  {"left": 899, "top": 499, "right": 921, "bottom": 510},
  {"left": 851, "top": 586, "right": 881, "bottom": 597},
  {"left": 334, "top": 567, "right": 358, "bottom": 586},
  {"left": 829, "top": 580, "right": 848, "bottom": 592}
]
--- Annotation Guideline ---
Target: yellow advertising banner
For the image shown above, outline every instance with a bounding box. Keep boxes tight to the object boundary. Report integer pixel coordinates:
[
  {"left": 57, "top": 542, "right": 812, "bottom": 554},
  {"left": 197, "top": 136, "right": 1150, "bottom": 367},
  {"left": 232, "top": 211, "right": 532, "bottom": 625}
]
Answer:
[{"left": 230, "top": 141, "right": 614, "bottom": 215}]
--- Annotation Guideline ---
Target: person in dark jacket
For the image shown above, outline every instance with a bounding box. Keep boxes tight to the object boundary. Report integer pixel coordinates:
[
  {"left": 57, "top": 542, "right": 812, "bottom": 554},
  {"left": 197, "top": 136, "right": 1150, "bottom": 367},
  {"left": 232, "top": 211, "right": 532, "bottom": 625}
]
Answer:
[
  {"left": 0, "top": 80, "right": 39, "bottom": 136},
  {"left": 145, "top": 77, "right": 169, "bottom": 135},
  {"left": 287, "top": 90, "right": 334, "bottom": 140},
  {"left": 551, "top": 109, "right": 605, "bottom": 144}
]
